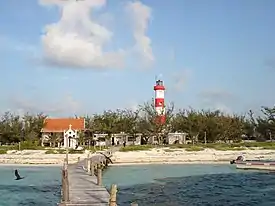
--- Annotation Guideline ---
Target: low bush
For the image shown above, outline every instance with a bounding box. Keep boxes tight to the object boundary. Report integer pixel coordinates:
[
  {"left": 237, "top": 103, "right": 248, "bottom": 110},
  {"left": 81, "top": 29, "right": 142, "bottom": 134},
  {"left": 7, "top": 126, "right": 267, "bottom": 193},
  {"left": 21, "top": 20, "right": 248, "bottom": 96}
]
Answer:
[
  {"left": 169, "top": 144, "right": 191, "bottom": 149},
  {"left": 185, "top": 146, "right": 204, "bottom": 152},
  {"left": 68, "top": 149, "right": 84, "bottom": 154},
  {"left": 261, "top": 145, "right": 275, "bottom": 150},
  {"left": 119, "top": 145, "right": 154, "bottom": 152},
  {"left": 45, "top": 149, "right": 65, "bottom": 154},
  {"left": 213, "top": 146, "right": 245, "bottom": 151},
  {"left": 45, "top": 149, "right": 84, "bottom": 154},
  {"left": 0, "top": 142, "right": 45, "bottom": 150},
  {"left": 0, "top": 145, "right": 18, "bottom": 150}
]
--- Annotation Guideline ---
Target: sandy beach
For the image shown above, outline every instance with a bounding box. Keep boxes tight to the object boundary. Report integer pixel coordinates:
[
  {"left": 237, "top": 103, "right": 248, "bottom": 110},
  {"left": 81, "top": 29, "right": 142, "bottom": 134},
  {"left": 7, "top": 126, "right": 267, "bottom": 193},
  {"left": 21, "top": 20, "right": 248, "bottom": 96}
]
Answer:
[
  {"left": 111, "top": 148, "right": 275, "bottom": 164},
  {"left": 1, "top": 148, "right": 275, "bottom": 165},
  {"left": 0, "top": 150, "right": 87, "bottom": 165}
]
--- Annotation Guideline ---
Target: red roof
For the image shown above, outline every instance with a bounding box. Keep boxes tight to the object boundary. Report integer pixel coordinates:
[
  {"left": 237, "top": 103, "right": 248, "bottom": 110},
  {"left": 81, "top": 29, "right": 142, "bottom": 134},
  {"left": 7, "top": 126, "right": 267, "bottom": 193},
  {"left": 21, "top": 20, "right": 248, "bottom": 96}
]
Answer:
[{"left": 42, "top": 118, "right": 85, "bottom": 132}]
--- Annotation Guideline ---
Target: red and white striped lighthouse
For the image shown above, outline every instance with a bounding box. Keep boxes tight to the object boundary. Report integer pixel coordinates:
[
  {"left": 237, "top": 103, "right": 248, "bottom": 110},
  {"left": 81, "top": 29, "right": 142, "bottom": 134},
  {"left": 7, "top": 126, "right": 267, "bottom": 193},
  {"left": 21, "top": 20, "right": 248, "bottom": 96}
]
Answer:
[{"left": 154, "top": 79, "right": 166, "bottom": 124}]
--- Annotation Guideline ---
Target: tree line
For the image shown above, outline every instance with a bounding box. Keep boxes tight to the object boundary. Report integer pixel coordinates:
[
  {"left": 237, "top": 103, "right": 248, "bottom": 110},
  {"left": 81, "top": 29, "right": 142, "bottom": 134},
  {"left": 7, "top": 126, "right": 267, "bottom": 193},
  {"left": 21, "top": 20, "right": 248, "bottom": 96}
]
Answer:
[{"left": 0, "top": 100, "right": 275, "bottom": 145}]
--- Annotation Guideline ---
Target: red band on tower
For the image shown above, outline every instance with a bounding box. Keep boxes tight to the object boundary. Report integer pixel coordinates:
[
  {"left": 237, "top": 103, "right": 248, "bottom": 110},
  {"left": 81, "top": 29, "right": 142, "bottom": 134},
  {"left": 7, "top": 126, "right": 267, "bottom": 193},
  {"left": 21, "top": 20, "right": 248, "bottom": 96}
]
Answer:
[{"left": 154, "top": 79, "right": 166, "bottom": 124}]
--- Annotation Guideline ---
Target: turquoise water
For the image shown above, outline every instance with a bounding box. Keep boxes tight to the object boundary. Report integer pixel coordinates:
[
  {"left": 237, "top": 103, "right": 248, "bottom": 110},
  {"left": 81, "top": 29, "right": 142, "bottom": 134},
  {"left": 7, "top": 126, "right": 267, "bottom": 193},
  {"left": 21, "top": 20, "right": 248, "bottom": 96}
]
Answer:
[
  {"left": 103, "top": 164, "right": 275, "bottom": 206},
  {"left": 0, "top": 165, "right": 61, "bottom": 206},
  {"left": 1, "top": 164, "right": 275, "bottom": 205}
]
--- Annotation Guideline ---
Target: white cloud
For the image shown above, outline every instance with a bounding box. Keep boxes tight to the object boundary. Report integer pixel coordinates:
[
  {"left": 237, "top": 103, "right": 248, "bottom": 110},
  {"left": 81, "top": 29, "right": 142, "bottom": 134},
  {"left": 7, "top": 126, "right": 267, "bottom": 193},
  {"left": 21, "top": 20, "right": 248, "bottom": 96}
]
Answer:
[
  {"left": 39, "top": 0, "right": 153, "bottom": 69},
  {"left": 126, "top": 1, "right": 154, "bottom": 64},
  {"left": 39, "top": 0, "right": 125, "bottom": 69}
]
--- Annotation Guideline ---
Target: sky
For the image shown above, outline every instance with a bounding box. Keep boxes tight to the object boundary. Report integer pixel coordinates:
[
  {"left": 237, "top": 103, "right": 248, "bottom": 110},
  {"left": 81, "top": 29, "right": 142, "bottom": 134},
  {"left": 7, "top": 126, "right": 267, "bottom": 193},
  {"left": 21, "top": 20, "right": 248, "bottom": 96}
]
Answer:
[{"left": 1, "top": 0, "right": 275, "bottom": 117}]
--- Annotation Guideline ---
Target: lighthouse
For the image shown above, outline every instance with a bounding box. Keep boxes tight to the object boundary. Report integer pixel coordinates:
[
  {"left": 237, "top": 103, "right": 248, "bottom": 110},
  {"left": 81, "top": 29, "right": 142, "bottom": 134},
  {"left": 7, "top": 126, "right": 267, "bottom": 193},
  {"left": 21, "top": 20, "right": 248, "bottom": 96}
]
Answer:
[{"left": 154, "top": 79, "right": 166, "bottom": 124}]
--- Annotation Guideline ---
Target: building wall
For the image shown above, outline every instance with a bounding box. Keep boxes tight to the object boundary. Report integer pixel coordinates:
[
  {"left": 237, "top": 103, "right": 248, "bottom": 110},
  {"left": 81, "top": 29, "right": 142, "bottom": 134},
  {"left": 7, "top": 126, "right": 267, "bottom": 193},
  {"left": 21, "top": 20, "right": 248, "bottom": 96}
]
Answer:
[
  {"left": 42, "top": 132, "right": 189, "bottom": 147},
  {"left": 126, "top": 135, "right": 142, "bottom": 145},
  {"left": 167, "top": 132, "right": 187, "bottom": 144}
]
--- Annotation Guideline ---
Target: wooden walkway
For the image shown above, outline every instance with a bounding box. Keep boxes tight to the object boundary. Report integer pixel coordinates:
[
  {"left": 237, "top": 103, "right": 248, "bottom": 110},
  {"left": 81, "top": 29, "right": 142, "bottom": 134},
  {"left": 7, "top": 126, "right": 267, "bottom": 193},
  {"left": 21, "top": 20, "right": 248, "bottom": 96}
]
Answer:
[
  {"left": 59, "top": 152, "right": 114, "bottom": 206},
  {"left": 66, "top": 160, "right": 109, "bottom": 205}
]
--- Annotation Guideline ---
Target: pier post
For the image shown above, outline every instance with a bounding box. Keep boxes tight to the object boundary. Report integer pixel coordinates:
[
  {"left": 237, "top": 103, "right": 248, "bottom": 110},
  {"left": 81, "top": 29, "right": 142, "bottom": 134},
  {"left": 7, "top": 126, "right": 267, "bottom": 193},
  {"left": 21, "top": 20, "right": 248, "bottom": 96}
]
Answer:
[
  {"left": 87, "top": 158, "right": 91, "bottom": 174},
  {"left": 85, "top": 152, "right": 90, "bottom": 168},
  {"left": 90, "top": 161, "right": 95, "bottom": 176},
  {"left": 61, "top": 161, "right": 69, "bottom": 202},
  {"left": 97, "top": 165, "right": 102, "bottom": 186},
  {"left": 109, "top": 184, "right": 117, "bottom": 206}
]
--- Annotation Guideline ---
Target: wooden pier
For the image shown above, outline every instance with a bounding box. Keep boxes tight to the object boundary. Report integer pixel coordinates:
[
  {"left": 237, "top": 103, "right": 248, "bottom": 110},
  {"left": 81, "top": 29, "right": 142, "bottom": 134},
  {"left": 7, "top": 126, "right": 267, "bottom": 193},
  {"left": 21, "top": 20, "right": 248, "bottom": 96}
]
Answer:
[{"left": 58, "top": 151, "right": 116, "bottom": 206}]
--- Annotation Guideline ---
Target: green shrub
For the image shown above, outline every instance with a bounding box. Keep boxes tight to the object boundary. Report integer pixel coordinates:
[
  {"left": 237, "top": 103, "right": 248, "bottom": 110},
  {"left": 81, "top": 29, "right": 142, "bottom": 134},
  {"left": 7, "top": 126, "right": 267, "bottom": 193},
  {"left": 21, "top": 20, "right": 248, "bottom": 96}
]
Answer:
[
  {"left": 68, "top": 149, "right": 84, "bottom": 154},
  {"left": 185, "top": 146, "right": 204, "bottom": 151},
  {"left": 45, "top": 150, "right": 60, "bottom": 154},
  {"left": 86, "top": 146, "right": 109, "bottom": 153},
  {"left": 45, "top": 149, "right": 85, "bottom": 154},
  {"left": 19, "top": 141, "right": 45, "bottom": 150},
  {"left": 119, "top": 145, "right": 154, "bottom": 152},
  {"left": 0, "top": 149, "right": 7, "bottom": 154},
  {"left": 163, "top": 149, "right": 176, "bottom": 152},
  {"left": 261, "top": 145, "right": 275, "bottom": 150},
  {"left": 169, "top": 144, "right": 190, "bottom": 149},
  {"left": 214, "top": 146, "right": 245, "bottom": 151},
  {"left": 0, "top": 145, "right": 17, "bottom": 150}
]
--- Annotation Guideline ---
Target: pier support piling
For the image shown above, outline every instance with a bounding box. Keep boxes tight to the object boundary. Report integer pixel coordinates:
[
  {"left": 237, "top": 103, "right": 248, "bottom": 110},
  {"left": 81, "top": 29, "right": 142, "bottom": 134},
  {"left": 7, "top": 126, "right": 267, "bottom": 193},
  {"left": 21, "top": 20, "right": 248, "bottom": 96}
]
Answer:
[
  {"left": 97, "top": 165, "right": 102, "bottom": 186},
  {"left": 109, "top": 184, "right": 117, "bottom": 206},
  {"left": 61, "top": 161, "right": 69, "bottom": 202},
  {"left": 87, "top": 159, "right": 91, "bottom": 174},
  {"left": 90, "top": 161, "right": 95, "bottom": 176}
]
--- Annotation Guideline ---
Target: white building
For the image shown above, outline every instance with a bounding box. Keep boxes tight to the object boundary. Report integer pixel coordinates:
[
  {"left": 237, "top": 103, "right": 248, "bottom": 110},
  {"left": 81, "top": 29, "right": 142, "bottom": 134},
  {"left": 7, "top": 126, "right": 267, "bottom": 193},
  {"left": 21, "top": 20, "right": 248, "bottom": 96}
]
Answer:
[{"left": 41, "top": 117, "right": 85, "bottom": 148}]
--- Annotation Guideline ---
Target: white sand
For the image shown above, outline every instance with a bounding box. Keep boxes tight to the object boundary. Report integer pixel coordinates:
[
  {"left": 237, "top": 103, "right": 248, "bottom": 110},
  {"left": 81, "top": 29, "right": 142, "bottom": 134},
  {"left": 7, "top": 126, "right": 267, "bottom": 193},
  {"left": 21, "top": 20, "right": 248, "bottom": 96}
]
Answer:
[
  {"left": 1, "top": 148, "right": 275, "bottom": 165},
  {"left": 0, "top": 150, "right": 87, "bottom": 165},
  {"left": 111, "top": 148, "right": 275, "bottom": 164}
]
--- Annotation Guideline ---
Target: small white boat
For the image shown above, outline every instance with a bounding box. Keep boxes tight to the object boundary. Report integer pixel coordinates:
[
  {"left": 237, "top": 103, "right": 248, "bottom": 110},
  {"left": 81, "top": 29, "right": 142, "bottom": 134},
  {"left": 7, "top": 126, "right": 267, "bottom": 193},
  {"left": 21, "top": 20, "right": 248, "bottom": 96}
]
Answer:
[{"left": 230, "top": 156, "right": 275, "bottom": 171}]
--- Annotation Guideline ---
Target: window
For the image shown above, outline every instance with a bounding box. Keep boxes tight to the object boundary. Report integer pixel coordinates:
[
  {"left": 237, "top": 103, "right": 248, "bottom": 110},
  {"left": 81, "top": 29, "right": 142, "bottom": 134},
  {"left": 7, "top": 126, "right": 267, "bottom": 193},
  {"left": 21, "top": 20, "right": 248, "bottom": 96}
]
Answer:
[{"left": 156, "top": 80, "right": 163, "bottom": 86}]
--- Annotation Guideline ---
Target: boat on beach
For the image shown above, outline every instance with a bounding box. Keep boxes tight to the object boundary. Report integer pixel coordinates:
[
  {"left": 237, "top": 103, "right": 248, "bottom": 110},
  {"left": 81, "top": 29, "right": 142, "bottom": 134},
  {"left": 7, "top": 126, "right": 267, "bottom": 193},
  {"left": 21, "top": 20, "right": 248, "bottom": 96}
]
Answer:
[{"left": 230, "top": 155, "right": 275, "bottom": 171}]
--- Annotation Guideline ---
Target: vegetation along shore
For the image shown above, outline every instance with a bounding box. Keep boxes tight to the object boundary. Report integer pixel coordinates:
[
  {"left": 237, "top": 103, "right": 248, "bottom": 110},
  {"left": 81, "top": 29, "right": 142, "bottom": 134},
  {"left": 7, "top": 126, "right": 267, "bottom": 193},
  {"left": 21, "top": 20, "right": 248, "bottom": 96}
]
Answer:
[{"left": 1, "top": 101, "right": 275, "bottom": 165}]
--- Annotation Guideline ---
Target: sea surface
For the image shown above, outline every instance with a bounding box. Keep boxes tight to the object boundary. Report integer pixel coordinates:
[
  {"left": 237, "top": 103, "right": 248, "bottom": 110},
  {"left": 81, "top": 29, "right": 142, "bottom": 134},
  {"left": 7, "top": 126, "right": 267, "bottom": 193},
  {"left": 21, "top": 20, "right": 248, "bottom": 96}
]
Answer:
[
  {"left": 103, "top": 164, "right": 275, "bottom": 206},
  {"left": 0, "top": 164, "right": 275, "bottom": 206},
  {"left": 0, "top": 165, "right": 61, "bottom": 206}
]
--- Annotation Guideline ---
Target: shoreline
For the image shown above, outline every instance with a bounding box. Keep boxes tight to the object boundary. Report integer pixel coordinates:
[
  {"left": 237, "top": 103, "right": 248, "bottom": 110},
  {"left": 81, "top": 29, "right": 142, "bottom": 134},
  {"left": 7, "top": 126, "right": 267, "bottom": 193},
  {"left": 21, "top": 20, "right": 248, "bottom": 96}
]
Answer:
[
  {"left": 110, "top": 161, "right": 229, "bottom": 166},
  {"left": 0, "top": 163, "right": 62, "bottom": 167},
  {"left": 0, "top": 161, "right": 230, "bottom": 167},
  {"left": 1, "top": 148, "right": 275, "bottom": 166}
]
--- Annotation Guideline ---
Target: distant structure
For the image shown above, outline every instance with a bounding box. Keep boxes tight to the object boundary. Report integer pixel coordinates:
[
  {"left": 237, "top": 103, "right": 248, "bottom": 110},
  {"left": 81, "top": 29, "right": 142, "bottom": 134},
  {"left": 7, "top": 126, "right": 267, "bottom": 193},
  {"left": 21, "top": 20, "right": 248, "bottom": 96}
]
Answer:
[
  {"left": 41, "top": 118, "right": 85, "bottom": 148},
  {"left": 154, "top": 78, "right": 166, "bottom": 124}
]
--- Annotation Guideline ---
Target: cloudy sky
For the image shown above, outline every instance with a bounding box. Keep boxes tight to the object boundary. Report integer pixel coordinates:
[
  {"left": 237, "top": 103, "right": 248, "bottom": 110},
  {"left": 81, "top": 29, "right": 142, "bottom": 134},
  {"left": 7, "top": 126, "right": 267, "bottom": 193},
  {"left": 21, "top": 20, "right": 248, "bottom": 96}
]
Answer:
[{"left": 1, "top": 0, "right": 275, "bottom": 116}]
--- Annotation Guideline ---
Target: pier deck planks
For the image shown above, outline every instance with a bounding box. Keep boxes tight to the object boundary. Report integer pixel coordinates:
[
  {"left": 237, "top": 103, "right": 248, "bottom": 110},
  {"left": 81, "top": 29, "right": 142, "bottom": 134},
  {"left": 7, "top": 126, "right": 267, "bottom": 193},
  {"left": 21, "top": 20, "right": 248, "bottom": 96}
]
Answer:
[{"left": 63, "top": 154, "right": 110, "bottom": 206}]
